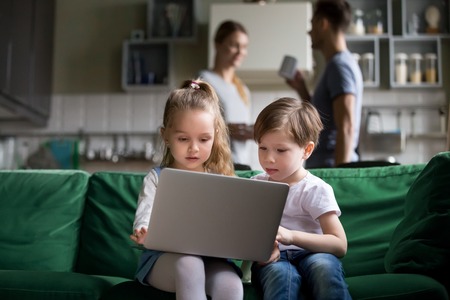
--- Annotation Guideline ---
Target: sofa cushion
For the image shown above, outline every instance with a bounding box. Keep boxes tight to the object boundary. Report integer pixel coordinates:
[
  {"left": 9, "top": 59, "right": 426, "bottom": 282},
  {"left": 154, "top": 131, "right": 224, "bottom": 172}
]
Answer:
[
  {"left": 385, "top": 151, "right": 450, "bottom": 286},
  {"left": 346, "top": 274, "right": 448, "bottom": 299},
  {"left": 100, "top": 280, "right": 258, "bottom": 300},
  {"left": 0, "top": 270, "right": 128, "bottom": 300},
  {"left": 0, "top": 170, "right": 89, "bottom": 272},
  {"left": 77, "top": 171, "right": 146, "bottom": 279},
  {"left": 309, "top": 164, "right": 424, "bottom": 277}
]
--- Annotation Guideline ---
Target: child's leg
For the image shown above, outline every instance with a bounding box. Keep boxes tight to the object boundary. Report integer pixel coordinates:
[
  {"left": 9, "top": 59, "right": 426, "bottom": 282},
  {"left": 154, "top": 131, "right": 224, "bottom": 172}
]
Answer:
[
  {"left": 204, "top": 258, "right": 243, "bottom": 300},
  {"left": 251, "top": 253, "right": 301, "bottom": 300},
  {"left": 296, "top": 253, "right": 351, "bottom": 300},
  {"left": 147, "top": 253, "right": 208, "bottom": 300}
]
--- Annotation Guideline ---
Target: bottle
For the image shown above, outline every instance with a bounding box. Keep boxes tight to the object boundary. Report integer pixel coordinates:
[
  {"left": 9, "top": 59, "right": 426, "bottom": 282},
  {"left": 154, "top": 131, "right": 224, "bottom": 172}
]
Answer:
[
  {"left": 409, "top": 53, "right": 423, "bottom": 84},
  {"left": 360, "top": 53, "right": 374, "bottom": 82},
  {"left": 394, "top": 53, "right": 408, "bottom": 84},
  {"left": 424, "top": 53, "right": 437, "bottom": 83},
  {"left": 408, "top": 13, "right": 420, "bottom": 35}
]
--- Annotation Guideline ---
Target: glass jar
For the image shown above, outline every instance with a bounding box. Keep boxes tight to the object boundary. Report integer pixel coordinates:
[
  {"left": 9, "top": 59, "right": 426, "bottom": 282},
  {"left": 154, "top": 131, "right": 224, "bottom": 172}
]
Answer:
[
  {"left": 394, "top": 53, "right": 408, "bottom": 84},
  {"left": 409, "top": 53, "right": 423, "bottom": 84},
  {"left": 366, "top": 9, "right": 383, "bottom": 34},
  {"left": 424, "top": 53, "right": 437, "bottom": 83},
  {"left": 348, "top": 9, "right": 365, "bottom": 35},
  {"left": 360, "top": 52, "right": 374, "bottom": 82},
  {"left": 351, "top": 52, "right": 360, "bottom": 63}
]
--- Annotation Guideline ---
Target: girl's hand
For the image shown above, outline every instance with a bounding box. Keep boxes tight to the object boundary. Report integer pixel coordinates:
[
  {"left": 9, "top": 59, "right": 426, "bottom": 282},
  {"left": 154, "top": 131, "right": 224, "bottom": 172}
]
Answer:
[
  {"left": 130, "top": 227, "right": 147, "bottom": 245},
  {"left": 258, "top": 240, "right": 280, "bottom": 266},
  {"left": 276, "top": 226, "right": 294, "bottom": 246}
]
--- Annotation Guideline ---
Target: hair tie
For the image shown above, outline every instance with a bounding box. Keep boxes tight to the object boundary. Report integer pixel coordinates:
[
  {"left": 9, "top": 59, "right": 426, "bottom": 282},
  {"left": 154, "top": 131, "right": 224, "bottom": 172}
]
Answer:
[{"left": 190, "top": 81, "right": 200, "bottom": 90}]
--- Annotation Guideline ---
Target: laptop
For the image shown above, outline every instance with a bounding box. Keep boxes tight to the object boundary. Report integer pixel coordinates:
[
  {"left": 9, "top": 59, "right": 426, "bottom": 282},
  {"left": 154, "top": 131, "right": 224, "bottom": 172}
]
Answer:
[{"left": 144, "top": 168, "right": 289, "bottom": 262}]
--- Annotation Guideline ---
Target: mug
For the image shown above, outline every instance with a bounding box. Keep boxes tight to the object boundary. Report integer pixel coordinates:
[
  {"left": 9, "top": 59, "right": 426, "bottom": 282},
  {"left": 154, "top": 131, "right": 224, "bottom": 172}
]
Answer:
[{"left": 279, "top": 55, "right": 298, "bottom": 80}]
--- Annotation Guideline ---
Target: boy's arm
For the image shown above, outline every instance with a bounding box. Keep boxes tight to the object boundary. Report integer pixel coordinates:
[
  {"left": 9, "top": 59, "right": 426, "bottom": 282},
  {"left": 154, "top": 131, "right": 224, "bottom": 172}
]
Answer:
[{"left": 276, "top": 212, "right": 348, "bottom": 257}]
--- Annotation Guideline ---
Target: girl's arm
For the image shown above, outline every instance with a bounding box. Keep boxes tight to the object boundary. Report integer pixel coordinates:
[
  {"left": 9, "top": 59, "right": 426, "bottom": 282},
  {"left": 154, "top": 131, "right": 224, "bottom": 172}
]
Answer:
[
  {"left": 130, "top": 170, "right": 159, "bottom": 244},
  {"left": 276, "top": 211, "right": 348, "bottom": 257}
]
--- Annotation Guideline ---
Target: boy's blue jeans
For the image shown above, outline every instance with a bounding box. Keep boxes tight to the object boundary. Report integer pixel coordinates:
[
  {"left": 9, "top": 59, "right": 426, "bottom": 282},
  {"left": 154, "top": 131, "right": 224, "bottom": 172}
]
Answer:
[{"left": 252, "top": 249, "right": 352, "bottom": 300}]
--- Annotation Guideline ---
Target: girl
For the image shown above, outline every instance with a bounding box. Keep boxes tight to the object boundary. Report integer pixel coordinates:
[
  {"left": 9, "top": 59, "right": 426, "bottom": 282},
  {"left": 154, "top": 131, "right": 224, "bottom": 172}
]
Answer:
[{"left": 130, "top": 79, "right": 243, "bottom": 300}]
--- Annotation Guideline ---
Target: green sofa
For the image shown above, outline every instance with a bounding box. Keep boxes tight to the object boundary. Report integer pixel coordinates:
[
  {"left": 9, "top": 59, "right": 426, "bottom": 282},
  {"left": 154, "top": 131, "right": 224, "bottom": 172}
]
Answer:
[{"left": 1, "top": 152, "right": 449, "bottom": 300}]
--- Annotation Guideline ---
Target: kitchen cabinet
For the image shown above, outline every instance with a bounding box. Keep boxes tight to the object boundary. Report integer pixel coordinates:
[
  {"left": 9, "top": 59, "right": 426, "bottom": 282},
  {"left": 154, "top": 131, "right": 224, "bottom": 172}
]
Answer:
[
  {"left": 390, "top": 36, "right": 442, "bottom": 88},
  {"left": 346, "top": 0, "right": 391, "bottom": 88},
  {"left": 146, "top": 0, "right": 197, "bottom": 42},
  {"left": 346, "top": 0, "right": 448, "bottom": 88},
  {"left": 122, "top": 0, "right": 196, "bottom": 92},
  {"left": 0, "top": 0, "right": 55, "bottom": 126},
  {"left": 209, "top": 2, "right": 313, "bottom": 85},
  {"left": 122, "top": 41, "right": 171, "bottom": 92},
  {"left": 347, "top": 37, "right": 380, "bottom": 87}
]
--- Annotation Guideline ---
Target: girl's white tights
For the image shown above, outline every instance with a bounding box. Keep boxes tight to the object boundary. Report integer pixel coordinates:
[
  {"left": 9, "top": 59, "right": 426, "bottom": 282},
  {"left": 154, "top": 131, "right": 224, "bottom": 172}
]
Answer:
[{"left": 147, "top": 253, "right": 243, "bottom": 300}]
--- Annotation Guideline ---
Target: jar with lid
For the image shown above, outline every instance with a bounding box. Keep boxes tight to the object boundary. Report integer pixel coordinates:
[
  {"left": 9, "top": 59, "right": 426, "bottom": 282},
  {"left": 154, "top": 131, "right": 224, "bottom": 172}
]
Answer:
[
  {"left": 424, "top": 53, "right": 437, "bottom": 83},
  {"left": 366, "top": 9, "right": 383, "bottom": 34},
  {"left": 351, "top": 52, "right": 360, "bottom": 64},
  {"left": 409, "top": 53, "right": 423, "bottom": 84},
  {"left": 348, "top": 9, "right": 365, "bottom": 35},
  {"left": 360, "top": 52, "right": 374, "bottom": 82},
  {"left": 394, "top": 53, "right": 408, "bottom": 84}
]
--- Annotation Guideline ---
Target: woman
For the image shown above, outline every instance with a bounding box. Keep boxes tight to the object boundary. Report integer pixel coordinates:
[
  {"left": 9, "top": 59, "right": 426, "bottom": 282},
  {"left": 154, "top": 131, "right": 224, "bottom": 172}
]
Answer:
[{"left": 199, "top": 20, "right": 253, "bottom": 170}]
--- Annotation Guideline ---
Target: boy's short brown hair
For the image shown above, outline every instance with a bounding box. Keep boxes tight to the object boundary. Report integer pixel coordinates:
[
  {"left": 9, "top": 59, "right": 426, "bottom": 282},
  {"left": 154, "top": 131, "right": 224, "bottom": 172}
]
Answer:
[{"left": 253, "top": 97, "right": 323, "bottom": 147}]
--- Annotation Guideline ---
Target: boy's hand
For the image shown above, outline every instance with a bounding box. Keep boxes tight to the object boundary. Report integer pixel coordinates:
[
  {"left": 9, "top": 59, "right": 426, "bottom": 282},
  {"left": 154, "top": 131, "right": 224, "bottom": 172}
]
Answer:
[
  {"left": 276, "top": 226, "right": 293, "bottom": 245},
  {"left": 258, "top": 240, "right": 280, "bottom": 266},
  {"left": 130, "top": 227, "right": 147, "bottom": 245}
]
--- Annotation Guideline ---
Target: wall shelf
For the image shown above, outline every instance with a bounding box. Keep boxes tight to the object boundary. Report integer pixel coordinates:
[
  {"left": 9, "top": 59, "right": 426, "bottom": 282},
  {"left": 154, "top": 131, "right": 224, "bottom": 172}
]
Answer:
[
  {"left": 121, "top": 41, "right": 172, "bottom": 92},
  {"left": 346, "top": 0, "right": 447, "bottom": 89},
  {"left": 146, "top": 0, "right": 197, "bottom": 42}
]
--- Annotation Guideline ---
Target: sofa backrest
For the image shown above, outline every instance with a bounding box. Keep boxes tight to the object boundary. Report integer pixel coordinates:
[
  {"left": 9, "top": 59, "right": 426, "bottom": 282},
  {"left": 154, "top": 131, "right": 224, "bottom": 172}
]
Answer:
[
  {"left": 77, "top": 164, "right": 425, "bottom": 280},
  {"left": 76, "top": 171, "right": 146, "bottom": 279},
  {"left": 310, "top": 164, "right": 425, "bottom": 277},
  {"left": 0, "top": 170, "right": 89, "bottom": 272}
]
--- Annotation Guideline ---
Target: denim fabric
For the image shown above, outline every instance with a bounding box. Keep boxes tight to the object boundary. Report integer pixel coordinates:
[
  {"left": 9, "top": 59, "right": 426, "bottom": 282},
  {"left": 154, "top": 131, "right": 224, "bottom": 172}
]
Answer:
[{"left": 252, "top": 250, "right": 352, "bottom": 300}]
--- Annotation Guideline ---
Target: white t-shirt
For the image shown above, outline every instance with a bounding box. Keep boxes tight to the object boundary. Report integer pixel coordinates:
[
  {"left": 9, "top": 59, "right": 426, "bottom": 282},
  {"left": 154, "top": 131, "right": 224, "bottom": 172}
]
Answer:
[
  {"left": 199, "top": 70, "right": 252, "bottom": 165},
  {"left": 252, "top": 172, "right": 341, "bottom": 251}
]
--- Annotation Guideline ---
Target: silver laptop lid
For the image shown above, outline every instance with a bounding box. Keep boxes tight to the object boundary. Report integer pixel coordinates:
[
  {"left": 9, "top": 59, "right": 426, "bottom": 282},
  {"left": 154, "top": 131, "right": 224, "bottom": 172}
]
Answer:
[{"left": 144, "top": 168, "right": 289, "bottom": 262}]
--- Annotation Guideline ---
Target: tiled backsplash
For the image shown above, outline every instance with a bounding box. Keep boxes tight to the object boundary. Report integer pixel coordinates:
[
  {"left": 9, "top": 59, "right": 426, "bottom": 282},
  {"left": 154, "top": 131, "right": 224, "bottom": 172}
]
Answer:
[{"left": 0, "top": 89, "right": 448, "bottom": 171}]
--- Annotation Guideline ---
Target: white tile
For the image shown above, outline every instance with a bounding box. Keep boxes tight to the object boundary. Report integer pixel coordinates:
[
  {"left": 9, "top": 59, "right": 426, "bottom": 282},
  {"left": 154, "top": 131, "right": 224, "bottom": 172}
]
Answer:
[
  {"left": 62, "top": 96, "right": 85, "bottom": 132},
  {"left": 108, "top": 94, "right": 131, "bottom": 132},
  {"left": 46, "top": 95, "right": 63, "bottom": 132},
  {"left": 131, "top": 94, "right": 153, "bottom": 132},
  {"left": 84, "top": 95, "right": 109, "bottom": 132}
]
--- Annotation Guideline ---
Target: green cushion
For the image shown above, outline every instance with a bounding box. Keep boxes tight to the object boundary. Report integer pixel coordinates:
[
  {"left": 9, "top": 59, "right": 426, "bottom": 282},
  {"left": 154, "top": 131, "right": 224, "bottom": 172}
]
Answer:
[
  {"left": 100, "top": 280, "right": 259, "bottom": 300},
  {"left": 309, "top": 164, "right": 425, "bottom": 277},
  {"left": 0, "top": 170, "right": 89, "bottom": 272},
  {"left": 385, "top": 151, "right": 450, "bottom": 286},
  {"left": 76, "top": 172, "right": 146, "bottom": 279},
  {"left": 346, "top": 274, "right": 448, "bottom": 299},
  {"left": 0, "top": 270, "right": 128, "bottom": 300}
]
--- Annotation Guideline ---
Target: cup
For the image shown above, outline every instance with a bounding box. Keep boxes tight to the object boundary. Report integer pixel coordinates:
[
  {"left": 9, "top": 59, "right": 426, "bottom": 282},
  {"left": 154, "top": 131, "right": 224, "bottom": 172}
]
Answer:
[{"left": 279, "top": 55, "right": 298, "bottom": 80}]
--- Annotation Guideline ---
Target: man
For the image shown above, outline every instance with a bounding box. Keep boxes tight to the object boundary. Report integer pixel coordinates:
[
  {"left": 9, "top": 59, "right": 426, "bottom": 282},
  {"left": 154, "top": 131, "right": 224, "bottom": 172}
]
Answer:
[{"left": 287, "top": 0, "right": 363, "bottom": 168}]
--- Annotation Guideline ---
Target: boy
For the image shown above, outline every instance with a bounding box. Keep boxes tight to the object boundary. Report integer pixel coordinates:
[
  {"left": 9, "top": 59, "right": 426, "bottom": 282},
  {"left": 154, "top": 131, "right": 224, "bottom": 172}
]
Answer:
[{"left": 251, "top": 97, "right": 352, "bottom": 300}]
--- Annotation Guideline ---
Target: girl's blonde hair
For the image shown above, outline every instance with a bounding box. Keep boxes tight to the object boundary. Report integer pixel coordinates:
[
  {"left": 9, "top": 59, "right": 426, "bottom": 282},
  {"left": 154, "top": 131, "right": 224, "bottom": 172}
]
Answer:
[
  {"left": 160, "top": 79, "right": 234, "bottom": 176},
  {"left": 253, "top": 97, "right": 323, "bottom": 148}
]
